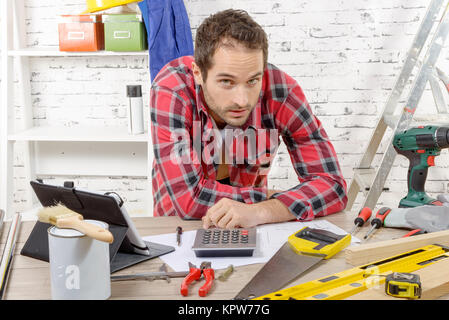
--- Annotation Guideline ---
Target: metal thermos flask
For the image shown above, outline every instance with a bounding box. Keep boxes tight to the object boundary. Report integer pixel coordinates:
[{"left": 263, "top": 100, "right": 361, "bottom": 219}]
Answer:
[{"left": 126, "top": 85, "right": 144, "bottom": 134}]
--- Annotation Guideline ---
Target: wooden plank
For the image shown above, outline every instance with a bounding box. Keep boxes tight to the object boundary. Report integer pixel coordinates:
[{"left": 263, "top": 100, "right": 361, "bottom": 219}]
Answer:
[
  {"left": 345, "top": 229, "right": 449, "bottom": 266},
  {"left": 348, "top": 256, "right": 449, "bottom": 300}
]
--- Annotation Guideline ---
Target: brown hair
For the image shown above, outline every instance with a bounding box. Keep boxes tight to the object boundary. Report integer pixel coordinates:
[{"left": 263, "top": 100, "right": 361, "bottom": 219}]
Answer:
[{"left": 194, "top": 9, "right": 268, "bottom": 80}]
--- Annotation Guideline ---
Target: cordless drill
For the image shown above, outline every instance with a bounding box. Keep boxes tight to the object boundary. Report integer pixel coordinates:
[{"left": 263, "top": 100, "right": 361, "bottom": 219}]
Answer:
[{"left": 393, "top": 125, "right": 449, "bottom": 208}]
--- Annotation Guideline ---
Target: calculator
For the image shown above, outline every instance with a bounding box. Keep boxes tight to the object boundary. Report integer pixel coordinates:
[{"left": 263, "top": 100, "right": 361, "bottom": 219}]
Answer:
[{"left": 192, "top": 228, "right": 257, "bottom": 257}]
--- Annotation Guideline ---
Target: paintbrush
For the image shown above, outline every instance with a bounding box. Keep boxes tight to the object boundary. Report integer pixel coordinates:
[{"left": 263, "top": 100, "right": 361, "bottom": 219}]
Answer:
[{"left": 38, "top": 204, "right": 114, "bottom": 243}]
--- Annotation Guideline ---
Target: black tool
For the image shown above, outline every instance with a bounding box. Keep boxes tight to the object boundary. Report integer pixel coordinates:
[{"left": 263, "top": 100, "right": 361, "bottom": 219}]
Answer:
[
  {"left": 176, "top": 226, "right": 183, "bottom": 246},
  {"left": 364, "top": 207, "right": 392, "bottom": 240},
  {"left": 349, "top": 207, "right": 372, "bottom": 235}
]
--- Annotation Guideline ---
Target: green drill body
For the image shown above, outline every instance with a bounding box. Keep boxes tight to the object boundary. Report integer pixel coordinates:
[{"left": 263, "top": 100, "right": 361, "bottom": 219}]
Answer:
[{"left": 393, "top": 126, "right": 449, "bottom": 208}]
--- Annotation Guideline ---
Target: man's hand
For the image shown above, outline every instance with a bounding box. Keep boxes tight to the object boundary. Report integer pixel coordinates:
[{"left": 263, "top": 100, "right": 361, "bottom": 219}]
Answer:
[
  {"left": 202, "top": 198, "right": 265, "bottom": 229},
  {"left": 202, "top": 196, "right": 296, "bottom": 229}
]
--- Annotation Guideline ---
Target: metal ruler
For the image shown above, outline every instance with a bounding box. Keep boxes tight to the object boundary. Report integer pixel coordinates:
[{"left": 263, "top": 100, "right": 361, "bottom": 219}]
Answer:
[{"left": 254, "top": 244, "right": 449, "bottom": 300}]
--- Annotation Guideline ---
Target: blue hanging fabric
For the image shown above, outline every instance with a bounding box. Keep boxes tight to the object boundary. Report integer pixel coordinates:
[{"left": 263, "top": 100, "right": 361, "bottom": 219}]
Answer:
[{"left": 138, "top": 0, "right": 194, "bottom": 82}]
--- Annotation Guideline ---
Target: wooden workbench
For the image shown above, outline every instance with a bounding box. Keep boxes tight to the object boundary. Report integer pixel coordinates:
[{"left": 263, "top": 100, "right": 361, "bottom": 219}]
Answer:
[{"left": 0, "top": 210, "right": 444, "bottom": 300}]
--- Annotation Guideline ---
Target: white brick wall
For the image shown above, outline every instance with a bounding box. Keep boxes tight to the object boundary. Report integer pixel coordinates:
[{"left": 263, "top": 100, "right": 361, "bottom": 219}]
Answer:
[{"left": 4, "top": 0, "right": 449, "bottom": 216}]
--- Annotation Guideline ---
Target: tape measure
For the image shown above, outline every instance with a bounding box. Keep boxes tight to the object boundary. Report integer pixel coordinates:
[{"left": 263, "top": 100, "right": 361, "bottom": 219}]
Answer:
[{"left": 385, "top": 272, "right": 422, "bottom": 299}]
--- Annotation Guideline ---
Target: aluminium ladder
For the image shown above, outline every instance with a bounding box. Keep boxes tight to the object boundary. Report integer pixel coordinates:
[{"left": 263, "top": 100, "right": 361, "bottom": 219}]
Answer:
[{"left": 346, "top": 0, "right": 449, "bottom": 212}]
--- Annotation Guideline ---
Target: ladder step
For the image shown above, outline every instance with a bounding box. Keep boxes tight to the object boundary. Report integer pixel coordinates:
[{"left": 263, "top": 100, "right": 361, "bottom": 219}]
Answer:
[
  {"left": 383, "top": 114, "right": 449, "bottom": 129},
  {"left": 353, "top": 168, "right": 376, "bottom": 196}
]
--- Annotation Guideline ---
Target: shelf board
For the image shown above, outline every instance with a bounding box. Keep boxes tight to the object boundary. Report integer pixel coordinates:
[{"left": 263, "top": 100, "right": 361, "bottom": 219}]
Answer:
[
  {"left": 8, "top": 47, "right": 149, "bottom": 57},
  {"left": 8, "top": 126, "right": 149, "bottom": 142}
]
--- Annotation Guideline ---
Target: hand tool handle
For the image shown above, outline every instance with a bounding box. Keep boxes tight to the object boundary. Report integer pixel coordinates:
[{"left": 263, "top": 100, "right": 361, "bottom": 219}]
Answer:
[
  {"left": 70, "top": 217, "right": 114, "bottom": 243},
  {"left": 393, "top": 147, "right": 431, "bottom": 194},
  {"left": 350, "top": 207, "right": 372, "bottom": 234},
  {"left": 364, "top": 207, "right": 391, "bottom": 240},
  {"left": 198, "top": 268, "right": 215, "bottom": 297},
  {"left": 354, "top": 207, "right": 372, "bottom": 226},
  {"left": 371, "top": 207, "right": 391, "bottom": 228},
  {"left": 180, "top": 268, "right": 202, "bottom": 296},
  {"left": 176, "top": 226, "right": 182, "bottom": 246},
  {"left": 402, "top": 229, "right": 426, "bottom": 238}
]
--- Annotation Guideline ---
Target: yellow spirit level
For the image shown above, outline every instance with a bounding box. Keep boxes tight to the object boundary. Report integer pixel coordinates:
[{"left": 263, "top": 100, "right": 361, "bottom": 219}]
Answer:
[{"left": 255, "top": 244, "right": 449, "bottom": 300}]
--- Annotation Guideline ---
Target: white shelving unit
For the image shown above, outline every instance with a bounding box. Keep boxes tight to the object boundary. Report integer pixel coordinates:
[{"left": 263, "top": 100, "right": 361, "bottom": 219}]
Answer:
[
  {"left": 8, "top": 47, "right": 149, "bottom": 57},
  {"left": 8, "top": 126, "right": 148, "bottom": 142},
  {"left": 1, "top": 0, "right": 153, "bottom": 219}
]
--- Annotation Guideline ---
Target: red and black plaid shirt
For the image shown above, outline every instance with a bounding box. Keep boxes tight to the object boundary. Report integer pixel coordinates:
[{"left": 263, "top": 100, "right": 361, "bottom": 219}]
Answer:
[{"left": 150, "top": 56, "right": 347, "bottom": 220}]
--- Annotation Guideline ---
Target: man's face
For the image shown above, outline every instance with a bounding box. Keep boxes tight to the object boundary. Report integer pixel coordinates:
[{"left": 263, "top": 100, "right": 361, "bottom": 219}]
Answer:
[{"left": 193, "top": 42, "right": 264, "bottom": 128}]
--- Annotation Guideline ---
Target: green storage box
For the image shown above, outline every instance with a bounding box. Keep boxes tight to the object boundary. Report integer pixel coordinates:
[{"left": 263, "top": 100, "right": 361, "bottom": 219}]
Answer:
[{"left": 103, "top": 14, "right": 147, "bottom": 51}]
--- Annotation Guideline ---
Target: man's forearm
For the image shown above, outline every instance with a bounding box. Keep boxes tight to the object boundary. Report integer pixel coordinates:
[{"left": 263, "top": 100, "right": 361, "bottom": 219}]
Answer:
[{"left": 256, "top": 198, "right": 296, "bottom": 224}]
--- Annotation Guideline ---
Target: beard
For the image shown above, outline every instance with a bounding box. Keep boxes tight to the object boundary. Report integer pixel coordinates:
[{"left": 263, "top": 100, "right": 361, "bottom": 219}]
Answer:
[{"left": 202, "top": 86, "right": 255, "bottom": 128}]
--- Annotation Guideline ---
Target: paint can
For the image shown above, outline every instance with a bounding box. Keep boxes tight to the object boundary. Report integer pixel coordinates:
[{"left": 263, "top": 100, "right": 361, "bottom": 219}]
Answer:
[{"left": 48, "top": 220, "right": 111, "bottom": 300}]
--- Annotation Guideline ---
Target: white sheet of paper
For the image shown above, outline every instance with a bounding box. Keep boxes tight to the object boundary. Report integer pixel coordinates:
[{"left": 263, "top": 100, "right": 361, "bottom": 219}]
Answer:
[{"left": 143, "top": 220, "right": 361, "bottom": 272}]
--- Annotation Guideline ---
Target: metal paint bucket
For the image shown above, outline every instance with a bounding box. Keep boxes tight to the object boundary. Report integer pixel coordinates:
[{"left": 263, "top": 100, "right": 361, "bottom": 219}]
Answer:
[{"left": 48, "top": 220, "right": 111, "bottom": 300}]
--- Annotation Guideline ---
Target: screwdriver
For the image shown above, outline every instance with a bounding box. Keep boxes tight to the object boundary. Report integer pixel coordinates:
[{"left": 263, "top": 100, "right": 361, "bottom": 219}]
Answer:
[
  {"left": 349, "top": 207, "right": 372, "bottom": 235},
  {"left": 363, "top": 207, "right": 392, "bottom": 240}
]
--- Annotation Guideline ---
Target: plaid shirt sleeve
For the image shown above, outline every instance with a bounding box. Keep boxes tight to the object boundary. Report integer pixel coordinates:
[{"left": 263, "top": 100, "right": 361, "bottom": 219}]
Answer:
[
  {"left": 269, "top": 77, "right": 347, "bottom": 221},
  {"left": 151, "top": 86, "right": 268, "bottom": 219}
]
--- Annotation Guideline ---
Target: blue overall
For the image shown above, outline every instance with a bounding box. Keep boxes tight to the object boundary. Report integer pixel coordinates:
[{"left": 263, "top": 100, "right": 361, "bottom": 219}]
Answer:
[{"left": 138, "top": 0, "right": 194, "bottom": 82}]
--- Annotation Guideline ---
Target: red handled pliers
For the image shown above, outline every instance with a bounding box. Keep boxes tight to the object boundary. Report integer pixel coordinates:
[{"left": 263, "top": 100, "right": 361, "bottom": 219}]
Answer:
[{"left": 180, "top": 261, "right": 214, "bottom": 297}]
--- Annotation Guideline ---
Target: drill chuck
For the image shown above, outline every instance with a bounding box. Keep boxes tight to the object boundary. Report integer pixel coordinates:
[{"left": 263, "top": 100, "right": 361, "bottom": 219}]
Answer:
[{"left": 435, "top": 126, "right": 449, "bottom": 148}]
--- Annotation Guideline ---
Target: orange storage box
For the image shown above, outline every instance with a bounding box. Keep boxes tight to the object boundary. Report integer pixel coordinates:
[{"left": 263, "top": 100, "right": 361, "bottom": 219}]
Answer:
[{"left": 58, "top": 15, "right": 104, "bottom": 51}]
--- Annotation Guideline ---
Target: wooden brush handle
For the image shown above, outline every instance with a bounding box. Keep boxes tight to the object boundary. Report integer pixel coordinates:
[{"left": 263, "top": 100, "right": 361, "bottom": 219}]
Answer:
[{"left": 64, "top": 216, "right": 114, "bottom": 243}]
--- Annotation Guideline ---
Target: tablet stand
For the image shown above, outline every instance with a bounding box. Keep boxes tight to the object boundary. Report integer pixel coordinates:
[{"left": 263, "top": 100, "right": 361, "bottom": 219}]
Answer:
[{"left": 21, "top": 180, "right": 175, "bottom": 273}]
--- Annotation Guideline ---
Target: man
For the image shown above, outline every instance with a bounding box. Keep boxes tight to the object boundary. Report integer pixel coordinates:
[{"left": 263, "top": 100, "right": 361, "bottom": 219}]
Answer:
[{"left": 150, "top": 9, "right": 347, "bottom": 229}]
